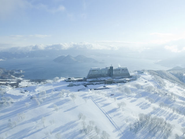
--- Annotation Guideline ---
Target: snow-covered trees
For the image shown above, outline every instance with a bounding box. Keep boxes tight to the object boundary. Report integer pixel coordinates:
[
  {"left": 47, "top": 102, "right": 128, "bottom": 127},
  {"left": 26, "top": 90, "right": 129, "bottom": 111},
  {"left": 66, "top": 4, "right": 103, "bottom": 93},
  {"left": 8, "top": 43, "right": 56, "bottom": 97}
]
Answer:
[
  {"left": 117, "top": 85, "right": 132, "bottom": 95},
  {"left": 175, "top": 134, "right": 180, "bottom": 139},
  {"left": 78, "top": 113, "right": 84, "bottom": 120},
  {"left": 0, "top": 96, "right": 13, "bottom": 107},
  {"left": 31, "top": 95, "right": 41, "bottom": 105},
  {"left": 124, "top": 86, "right": 132, "bottom": 94},
  {"left": 58, "top": 91, "right": 64, "bottom": 98},
  {"left": 41, "top": 117, "right": 46, "bottom": 128},
  {"left": 39, "top": 91, "right": 46, "bottom": 99},
  {"left": 78, "top": 113, "right": 86, "bottom": 121},
  {"left": 117, "top": 102, "right": 126, "bottom": 111},
  {"left": 58, "top": 89, "right": 72, "bottom": 99},
  {"left": 101, "top": 131, "right": 110, "bottom": 139},
  {"left": 8, "top": 119, "right": 16, "bottom": 128},
  {"left": 61, "top": 89, "right": 70, "bottom": 97},
  {"left": 53, "top": 77, "right": 59, "bottom": 82},
  {"left": 53, "top": 104, "right": 59, "bottom": 111},
  {"left": 17, "top": 113, "right": 25, "bottom": 122},
  {"left": 182, "top": 127, "right": 185, "bottom": 135},
  {"left": 25, "top": 102, "right": 30, "bottom": 107},
  {"left": 55, "top": 133, "right": 61, "bottom": 139},
  {"left": 114, "top": 97, "right": 117, "bottom": 102},
  {"left": 153, "top": 75, "right": 166, "bottom": 88},
  {"left": 134, "top": 83, "right": 142, "bottom": 89},
  {"left": 0, "top": 87, "right": 14, "bottom": 108},
  {"left": 69, "top": 93, "right": 76, "bottom": 102},
  {"left": 94, "top": 126, "right": 100, "bottom": 135},
  {"left": 78, "top": 113, "right": 110, "bottom": 139},
  {"left": 144, "top": 85, "right": 155, "bottom": 93},
  {"left": 49, "top": 119, "right": 55, "bottom": 125},
  {"left": 0, "top": 87, "right": 5, "bottom": 96},
  {"left": 130, "top": 114, "right": 173, "bottom": 138}
]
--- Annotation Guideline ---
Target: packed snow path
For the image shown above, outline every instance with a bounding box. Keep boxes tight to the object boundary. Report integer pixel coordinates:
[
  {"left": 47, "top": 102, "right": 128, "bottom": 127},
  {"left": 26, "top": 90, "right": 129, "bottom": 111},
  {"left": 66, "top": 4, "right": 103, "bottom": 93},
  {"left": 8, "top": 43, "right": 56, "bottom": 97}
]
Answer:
[{"left": 91, "top": 97, "right": 123, "bottom": 136}]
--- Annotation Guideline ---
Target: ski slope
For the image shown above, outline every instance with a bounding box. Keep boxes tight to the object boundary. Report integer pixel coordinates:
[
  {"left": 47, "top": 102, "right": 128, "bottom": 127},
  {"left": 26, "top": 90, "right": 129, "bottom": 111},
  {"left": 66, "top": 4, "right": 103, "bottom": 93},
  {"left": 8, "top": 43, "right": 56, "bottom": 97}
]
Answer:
[{"left": 0, "top": 71, "right": 185, "bottom": 139}]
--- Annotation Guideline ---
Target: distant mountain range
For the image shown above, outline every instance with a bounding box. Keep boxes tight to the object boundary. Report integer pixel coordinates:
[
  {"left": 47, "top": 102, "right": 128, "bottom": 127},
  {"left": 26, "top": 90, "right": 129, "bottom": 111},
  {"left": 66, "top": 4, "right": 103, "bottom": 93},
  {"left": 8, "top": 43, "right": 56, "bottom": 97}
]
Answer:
[
  {"left": 156, "top": 55, "right": 185, "bottom": 68},
  {"left": 53, "top": 55, "right": 100, "bottom": 64},
  {"left": 167, "top": 67, "right": 185, "bottom": 83}
]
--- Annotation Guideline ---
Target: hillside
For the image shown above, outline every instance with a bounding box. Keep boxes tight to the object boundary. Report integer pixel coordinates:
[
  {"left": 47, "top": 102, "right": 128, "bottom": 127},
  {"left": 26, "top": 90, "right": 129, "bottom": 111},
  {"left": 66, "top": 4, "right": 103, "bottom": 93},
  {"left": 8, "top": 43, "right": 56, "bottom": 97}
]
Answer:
[
  {"left": 75, "top": 55, "right": 98, "bottom": 63},
  {"left": 167, "top": 68, "right": 185, "bottom": 84},
  {"left": 0, "top": 70, "right": 185, "bottom": 138},
  {"left": 53, "top": 55, "right": 99, "bottom": 64},
  {"left": 54, "top": 55, "right": 77, "bottom": 63}
]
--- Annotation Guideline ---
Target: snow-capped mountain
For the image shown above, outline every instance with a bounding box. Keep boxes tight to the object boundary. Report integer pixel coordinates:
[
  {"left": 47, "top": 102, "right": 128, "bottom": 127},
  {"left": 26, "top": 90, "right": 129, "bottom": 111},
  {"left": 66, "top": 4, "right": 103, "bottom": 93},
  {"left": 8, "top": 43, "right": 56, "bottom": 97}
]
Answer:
[{"left": 1, "top": 69, "right": 185, "bottom": 139}]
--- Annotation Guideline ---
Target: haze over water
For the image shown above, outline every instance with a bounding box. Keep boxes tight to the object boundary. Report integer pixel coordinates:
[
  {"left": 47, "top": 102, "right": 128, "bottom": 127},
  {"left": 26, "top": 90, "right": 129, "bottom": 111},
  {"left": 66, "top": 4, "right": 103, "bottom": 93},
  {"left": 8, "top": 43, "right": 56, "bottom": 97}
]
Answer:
[{"left": 0, "top": 57, "right": 167, "bottom": 79}]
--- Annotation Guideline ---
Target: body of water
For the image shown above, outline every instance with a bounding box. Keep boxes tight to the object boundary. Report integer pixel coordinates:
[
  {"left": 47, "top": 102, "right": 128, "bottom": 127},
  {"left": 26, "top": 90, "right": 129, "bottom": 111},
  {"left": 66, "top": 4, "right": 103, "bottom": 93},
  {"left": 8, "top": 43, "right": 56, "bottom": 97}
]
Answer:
[{"left": 0, "top": 57, "right": 168, "bottom": 79}]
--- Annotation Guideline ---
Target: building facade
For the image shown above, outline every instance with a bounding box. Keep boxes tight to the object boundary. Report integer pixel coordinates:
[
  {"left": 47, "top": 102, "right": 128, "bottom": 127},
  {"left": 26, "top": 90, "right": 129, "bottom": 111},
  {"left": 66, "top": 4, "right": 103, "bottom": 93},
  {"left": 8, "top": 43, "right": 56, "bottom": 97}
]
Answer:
[{"left": 87, "top": 66, "right": 130, "bottom": 78}]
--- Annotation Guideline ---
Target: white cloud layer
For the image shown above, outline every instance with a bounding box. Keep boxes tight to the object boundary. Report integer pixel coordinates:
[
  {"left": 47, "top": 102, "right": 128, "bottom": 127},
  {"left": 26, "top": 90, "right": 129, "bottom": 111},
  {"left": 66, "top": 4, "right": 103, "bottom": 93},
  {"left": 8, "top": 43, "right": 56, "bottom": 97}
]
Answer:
[
  {"left": 33, "top": 4, "right": 65, "bottom": 13},
  {"left": 149, "top": 32, "right": 185, "bottom": 45},
  {"left": 29, "top": 34, "right": 51, "bottom": 38}
]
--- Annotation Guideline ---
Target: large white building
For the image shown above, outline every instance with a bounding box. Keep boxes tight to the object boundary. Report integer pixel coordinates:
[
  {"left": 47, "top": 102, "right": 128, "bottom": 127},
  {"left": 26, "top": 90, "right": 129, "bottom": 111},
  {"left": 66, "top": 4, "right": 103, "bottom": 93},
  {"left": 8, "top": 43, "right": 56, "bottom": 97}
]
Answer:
[{"left": 87, "top": 66, "right": 130, "bottom": 78}]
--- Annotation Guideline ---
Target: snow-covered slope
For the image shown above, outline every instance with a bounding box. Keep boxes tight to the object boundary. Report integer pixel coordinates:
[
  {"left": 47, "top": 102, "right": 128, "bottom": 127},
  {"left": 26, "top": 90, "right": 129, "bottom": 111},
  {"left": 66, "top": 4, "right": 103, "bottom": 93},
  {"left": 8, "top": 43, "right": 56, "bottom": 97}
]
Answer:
[
  {"left": 168, "top": 68, "right": 185, "bottom": 84},
  {"left": 0, "top": 71, "right": 185, "bottom": 139}
]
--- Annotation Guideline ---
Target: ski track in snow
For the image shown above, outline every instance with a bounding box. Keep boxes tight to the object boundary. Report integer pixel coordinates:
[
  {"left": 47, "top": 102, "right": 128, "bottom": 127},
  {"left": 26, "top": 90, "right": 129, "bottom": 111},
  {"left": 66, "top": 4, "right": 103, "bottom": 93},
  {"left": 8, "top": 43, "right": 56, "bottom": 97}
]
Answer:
[{"left": 91, "top": 97, "right": 123, "bottom": 136}]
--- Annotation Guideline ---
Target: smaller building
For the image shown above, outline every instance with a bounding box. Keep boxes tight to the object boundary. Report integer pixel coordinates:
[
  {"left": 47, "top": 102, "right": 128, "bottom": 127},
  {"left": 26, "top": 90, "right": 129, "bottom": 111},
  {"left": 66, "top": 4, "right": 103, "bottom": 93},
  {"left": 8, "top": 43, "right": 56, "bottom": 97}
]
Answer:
[{"left": 105, "top": 79, "right": 113, "bottom": 84}]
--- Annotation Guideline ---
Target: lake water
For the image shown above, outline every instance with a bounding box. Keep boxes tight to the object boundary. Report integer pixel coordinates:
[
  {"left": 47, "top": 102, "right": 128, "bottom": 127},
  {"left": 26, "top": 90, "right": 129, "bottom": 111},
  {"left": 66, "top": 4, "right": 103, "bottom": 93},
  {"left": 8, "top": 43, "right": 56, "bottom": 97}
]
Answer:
[{"left": 0, "top": 57, "right": 168, "bottom": 79}]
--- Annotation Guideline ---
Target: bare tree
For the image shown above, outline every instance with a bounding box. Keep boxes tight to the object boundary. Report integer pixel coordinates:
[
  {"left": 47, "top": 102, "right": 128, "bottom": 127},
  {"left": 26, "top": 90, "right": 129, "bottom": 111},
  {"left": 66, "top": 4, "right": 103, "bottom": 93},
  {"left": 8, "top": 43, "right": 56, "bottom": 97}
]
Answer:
[
  {"left": 78, "top": 113, "right": 83, "bottom": 120},
  {"left": 182, "top": 127, "right": 185, "bottom": 135},
  {"left": 94, "top": 126, "right": 100, "bottom": 135},
  {"left": 101, "top": 131, "right": 110, "bottom": 139},
  {"left": 70, "top": 93, "right": 76, "bottom": 102}
]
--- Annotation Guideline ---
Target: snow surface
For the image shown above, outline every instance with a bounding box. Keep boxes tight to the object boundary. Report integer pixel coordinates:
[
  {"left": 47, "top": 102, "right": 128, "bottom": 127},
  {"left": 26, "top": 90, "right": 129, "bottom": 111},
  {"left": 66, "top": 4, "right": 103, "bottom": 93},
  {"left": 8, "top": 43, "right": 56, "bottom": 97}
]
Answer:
[{"left": 0, "top": 71, "right": 185, "bottom": 139}]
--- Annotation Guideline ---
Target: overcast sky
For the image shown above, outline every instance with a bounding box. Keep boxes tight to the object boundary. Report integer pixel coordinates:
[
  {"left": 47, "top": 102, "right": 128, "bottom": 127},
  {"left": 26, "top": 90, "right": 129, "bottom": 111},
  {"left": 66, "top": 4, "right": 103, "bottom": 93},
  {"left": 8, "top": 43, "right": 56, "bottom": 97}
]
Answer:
[{"left": 1, "top": 0, "right": 185, "bottom": 54}]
